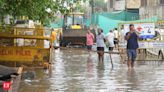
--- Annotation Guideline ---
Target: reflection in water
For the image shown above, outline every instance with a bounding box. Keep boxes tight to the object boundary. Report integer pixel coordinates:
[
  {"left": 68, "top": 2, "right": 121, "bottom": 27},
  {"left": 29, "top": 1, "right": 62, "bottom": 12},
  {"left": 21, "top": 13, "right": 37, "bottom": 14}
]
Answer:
[
  {"left": 48, "top": 49, "right": 68, "bottom": 92},
  {"left": 97, "top": 61, "right": 105, "bottom": 70},
  {"left": 19, "top": 49, "right": 164, "bottom": 92},
  {"left": 97, "top": 61, "right": 105, "bottom": 80},
  {"left": 126, "top": 69, "right": 139, "bottom": 91},
  {"left": 86, "top": 56, "right": 94, "bottom": 78},
  {"left": 85, "top": 55, "right": 97, "bottom": 92}
]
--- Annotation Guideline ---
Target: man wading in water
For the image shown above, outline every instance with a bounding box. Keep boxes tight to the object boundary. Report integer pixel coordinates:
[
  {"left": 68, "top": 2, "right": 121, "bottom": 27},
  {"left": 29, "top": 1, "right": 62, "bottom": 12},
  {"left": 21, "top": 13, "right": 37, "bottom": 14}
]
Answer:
[
  {"left": 96, "top": 29, "right": 105, "bottom": 62},
  {"left": 125, "top": 24, "right": 139, "bottom": 69},
  {"left": 86, "top": 29, "right": 94, "bottom": 54}
]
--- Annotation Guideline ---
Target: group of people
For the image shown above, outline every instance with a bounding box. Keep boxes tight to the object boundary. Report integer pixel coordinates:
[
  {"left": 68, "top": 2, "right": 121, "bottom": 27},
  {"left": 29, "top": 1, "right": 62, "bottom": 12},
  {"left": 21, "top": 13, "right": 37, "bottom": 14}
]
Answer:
[
  {"left": 86, "top": 28, "right": 119, "bottom": 61},
  {"left": 86, "top": 24, "right": 139, "bottom": 69}
]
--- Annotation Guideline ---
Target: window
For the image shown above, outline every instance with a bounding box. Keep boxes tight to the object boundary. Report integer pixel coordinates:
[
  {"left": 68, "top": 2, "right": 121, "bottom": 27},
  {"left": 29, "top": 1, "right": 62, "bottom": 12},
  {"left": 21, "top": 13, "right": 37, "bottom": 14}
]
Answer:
[
  {"left": 160, "top": 0, "right": 164, "bottom": 4},
  {"left": 141, "top": 0, "right": 147, "bottom": 6}
]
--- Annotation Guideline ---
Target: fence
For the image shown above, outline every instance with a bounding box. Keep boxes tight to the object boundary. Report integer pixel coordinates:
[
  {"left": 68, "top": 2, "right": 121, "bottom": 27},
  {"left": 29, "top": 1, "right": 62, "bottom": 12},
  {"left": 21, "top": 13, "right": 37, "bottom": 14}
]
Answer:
[{"left": 0, "top": 26, "right": 53, "bottom": 67}]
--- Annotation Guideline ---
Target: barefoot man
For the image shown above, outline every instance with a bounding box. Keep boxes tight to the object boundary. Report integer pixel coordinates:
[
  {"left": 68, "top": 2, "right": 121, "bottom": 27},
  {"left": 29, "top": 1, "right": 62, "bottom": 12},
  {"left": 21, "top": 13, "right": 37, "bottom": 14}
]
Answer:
[{"left": 125, "top": 24, "right": 139, "bottom": 69}]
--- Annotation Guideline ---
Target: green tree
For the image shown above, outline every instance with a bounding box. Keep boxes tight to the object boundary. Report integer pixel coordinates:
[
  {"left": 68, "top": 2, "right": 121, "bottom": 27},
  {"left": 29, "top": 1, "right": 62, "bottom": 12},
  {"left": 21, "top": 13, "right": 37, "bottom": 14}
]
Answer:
[{"left": 0, "top": 0, "right": 88, "bottom": 25}]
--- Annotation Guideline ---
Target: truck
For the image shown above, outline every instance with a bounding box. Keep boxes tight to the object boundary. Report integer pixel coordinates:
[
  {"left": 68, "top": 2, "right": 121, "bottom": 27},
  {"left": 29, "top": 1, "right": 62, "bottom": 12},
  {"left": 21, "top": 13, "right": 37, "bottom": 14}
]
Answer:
[{"left": 60, "top": 12, "right": 94, "bottom": 47}]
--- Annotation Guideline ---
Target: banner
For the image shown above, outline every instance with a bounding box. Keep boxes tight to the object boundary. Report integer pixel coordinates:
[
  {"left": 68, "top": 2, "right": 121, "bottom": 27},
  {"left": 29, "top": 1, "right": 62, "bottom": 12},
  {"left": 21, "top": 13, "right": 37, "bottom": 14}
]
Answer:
[
  {"left": 126, "top": 0, "right": 141, "bottom": 9},
  {"left": 0, "top": 47, "right": 50, "bottom": 62},
  {"left": 124, "top": 23, "right": 155, "bottom": 39}
]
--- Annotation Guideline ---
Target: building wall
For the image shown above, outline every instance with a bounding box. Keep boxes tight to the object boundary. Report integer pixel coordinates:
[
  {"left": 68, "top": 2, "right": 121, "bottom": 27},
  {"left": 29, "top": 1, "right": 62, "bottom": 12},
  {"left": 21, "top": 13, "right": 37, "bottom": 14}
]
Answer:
[
  {"left": 107, "top": 0, "right": 138, "bottom": 12},
  {"left": 140, "top": 0, "right": 164, "bottom": 20},
  {"left": 107, "top": 0, "right": 115, "bottom": 12},
  {"left": 114, "top": 0, "right": 125, "bottom": 11},
  {"left": 126, "top": 0, "right": 141, "bottom": 9},
  {"left": 107, "top": 0, "right": 164, "bottom": 20}
]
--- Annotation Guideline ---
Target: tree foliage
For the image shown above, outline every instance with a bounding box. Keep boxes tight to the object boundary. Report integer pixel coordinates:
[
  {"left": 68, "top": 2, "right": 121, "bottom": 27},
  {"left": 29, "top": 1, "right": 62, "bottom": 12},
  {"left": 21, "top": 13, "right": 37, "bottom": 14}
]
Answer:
[
  {"left": 89, "top": 0, "right": 107, "bottom": 12},
  {"left": 0, "top": 0, "right": 88, "bottom": 25}
]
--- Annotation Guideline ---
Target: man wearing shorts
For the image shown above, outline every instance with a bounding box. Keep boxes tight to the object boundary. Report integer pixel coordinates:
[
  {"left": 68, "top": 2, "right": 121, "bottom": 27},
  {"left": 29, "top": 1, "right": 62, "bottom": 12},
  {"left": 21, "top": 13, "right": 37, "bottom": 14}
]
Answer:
[
  {"left": 125, "top": 24, "right": 139, "bottom": 69},
  {"left": 86, "top": 30, "right": 94, "bottom": 52},
  {"left": 113, "top": 28, "right": 119, "bottom": 48},
  {"left": 106, "top": 30, "right": 114, "bottom": 51},
  {"left": 96, "top": 29, "right": 105, "bottom": 62}
]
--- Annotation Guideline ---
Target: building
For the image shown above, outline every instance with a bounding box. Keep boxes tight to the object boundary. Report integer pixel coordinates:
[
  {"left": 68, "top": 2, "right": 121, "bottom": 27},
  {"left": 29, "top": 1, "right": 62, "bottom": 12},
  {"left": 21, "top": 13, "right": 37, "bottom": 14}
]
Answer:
[
  {"left": 107, "top": 0, "right": 125, "bottom": 12},
  {"left": 140, "top": 0, "right": 164, "bottom": 20},
  {"left": 107, "top": 0, "right": 139, "bottom": 13},
  {"left": 107, "top": 0, "right": 140, "bottom": 20},
  {"left": 107, "top": 0, "right": 164, "bottom": 20}
]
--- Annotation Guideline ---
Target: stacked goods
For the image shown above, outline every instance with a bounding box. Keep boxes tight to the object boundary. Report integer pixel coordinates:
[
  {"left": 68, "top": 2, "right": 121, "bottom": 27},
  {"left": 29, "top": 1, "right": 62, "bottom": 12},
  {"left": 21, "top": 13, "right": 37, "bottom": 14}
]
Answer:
[
  {"left": 15, "top": 28, "right": 38, "bottom": 47},
  {"left": 0, "top": 39, "right": 14, "bottom": 46},
  {"left": 0, "top": 27, "right": 14, "bottom": 46}
]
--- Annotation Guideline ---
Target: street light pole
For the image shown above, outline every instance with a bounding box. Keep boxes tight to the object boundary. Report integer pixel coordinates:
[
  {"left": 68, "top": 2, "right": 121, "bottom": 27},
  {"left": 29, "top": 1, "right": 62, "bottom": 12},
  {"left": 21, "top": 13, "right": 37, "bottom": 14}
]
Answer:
[
  {"left": 91, "top": 0, "right": 94, "bottom": 25},
  {"left": 125, "top": 0, "right": 127, "bottom": 21},
  {"left": 91, "top": 0, "right": 94, "bottom": 15}
]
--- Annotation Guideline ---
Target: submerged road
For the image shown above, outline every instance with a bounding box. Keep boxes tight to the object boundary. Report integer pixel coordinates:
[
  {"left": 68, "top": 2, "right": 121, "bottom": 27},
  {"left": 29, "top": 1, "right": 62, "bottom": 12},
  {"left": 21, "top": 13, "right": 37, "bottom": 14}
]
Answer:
[{"left": 19, "top": 49, "right": 164, "bottom": 92}]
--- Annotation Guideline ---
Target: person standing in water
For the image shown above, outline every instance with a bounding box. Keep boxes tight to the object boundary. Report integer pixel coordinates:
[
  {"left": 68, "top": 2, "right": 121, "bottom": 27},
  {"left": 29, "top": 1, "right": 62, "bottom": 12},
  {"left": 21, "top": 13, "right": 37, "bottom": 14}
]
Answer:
[
  {"left": 96, "top": 29, "right": 105, "bottom": 62},
  {"left": 125, "top": 24, "right": 139, "bottom": 69},
  {"left": 86, "top": 30, "right": 95, "bottom": 53},
  {"left": 113, "top": 28, "right": 119, "bottom": 48},
  {"left": 106, "top": 30, "right": 115, "bottom": 51}
]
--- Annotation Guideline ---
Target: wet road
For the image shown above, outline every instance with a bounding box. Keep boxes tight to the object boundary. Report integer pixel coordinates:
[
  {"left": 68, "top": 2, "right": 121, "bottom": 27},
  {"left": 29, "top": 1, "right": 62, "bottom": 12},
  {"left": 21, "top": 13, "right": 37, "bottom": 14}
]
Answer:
[{"left": 19, "top": 49, "right": 164, "bottom": 92}]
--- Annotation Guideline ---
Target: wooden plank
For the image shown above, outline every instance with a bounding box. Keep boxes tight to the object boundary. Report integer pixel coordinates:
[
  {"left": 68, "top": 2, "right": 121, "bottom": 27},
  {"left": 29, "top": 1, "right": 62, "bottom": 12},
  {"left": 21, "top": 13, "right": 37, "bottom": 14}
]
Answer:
[
  {"left": 0, "top": 26, "right": 52, "bottom": 30},
  {"left": 125, "top": 60, "right": 164, "bottom": 61},
  {"left": 60, "top": 47, "right": 122, "bottom": 54},
  {"left": 0, "top": 47, "right": 50, "bottom": 62},
  {"left": 0, "top": 34, "right": 51, "bottom": 40}
]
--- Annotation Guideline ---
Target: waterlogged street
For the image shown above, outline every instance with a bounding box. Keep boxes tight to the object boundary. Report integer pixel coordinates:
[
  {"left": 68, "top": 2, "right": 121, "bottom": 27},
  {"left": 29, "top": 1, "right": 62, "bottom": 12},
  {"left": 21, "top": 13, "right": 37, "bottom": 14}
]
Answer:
[{"left": 19, "top": 49, "right": 164, "bottom": 92}]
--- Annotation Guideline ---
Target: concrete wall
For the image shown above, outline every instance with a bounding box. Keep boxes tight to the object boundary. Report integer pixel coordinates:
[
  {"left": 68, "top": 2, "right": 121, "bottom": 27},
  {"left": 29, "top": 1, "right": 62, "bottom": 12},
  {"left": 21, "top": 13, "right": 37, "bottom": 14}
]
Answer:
[
  {"left": 140, "top": 0, "right": 164, "bottom": 20},
  {"left": 147, "top": 0, "right": 158, "bottom": 6},
  {"left": 107, "top": 0, "right": 164, "bottom": 20}
]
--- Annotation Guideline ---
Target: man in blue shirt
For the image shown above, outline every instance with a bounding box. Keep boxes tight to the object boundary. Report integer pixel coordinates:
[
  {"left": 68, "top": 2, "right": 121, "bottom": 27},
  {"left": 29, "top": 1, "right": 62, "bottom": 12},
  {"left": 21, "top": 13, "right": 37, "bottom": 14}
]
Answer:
[{"left": 125, "top": 24, "right": 139, "bottom": 69}]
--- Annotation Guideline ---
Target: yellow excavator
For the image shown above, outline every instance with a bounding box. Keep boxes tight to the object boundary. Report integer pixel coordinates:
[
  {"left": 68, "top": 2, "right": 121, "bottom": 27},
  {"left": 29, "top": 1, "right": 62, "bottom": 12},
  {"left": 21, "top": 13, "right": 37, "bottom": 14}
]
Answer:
[{"left": 61, "top": 12, "right": 90, "bottom": 47}]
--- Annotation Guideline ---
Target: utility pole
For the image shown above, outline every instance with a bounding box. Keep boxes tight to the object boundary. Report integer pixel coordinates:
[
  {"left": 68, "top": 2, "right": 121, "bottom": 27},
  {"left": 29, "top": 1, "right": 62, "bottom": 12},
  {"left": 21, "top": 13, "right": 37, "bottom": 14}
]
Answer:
[
  {"left": 125, "top": 0, "right": 127, "bottom": 21},
  {"left": 90, "top": 0, "right": 94, "bottom": 25},
  {"left": 91, "top": 0, "right": 94, "bottom": 15}
]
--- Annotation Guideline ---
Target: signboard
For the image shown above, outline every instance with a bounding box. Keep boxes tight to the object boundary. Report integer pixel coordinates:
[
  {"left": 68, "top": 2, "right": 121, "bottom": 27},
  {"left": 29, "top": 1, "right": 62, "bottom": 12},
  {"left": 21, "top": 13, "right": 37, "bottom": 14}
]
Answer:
[
  {"left": 119, "top": 42, "right": 164, "bottom": 49},
  {"left": 0, "top": 47, "right": 50, "bottom": 62},
  {"left": 114, "top": 0, "right": 125, "bottom": 10},
  {"left": 126, "top": 0, "right": 141, "bottom": 9},
  {"left": 124, "top": 23, "right": 155, "bottom": 39},
  {"left": 3, "top": 82, "right": 11, "bottom": 90}
]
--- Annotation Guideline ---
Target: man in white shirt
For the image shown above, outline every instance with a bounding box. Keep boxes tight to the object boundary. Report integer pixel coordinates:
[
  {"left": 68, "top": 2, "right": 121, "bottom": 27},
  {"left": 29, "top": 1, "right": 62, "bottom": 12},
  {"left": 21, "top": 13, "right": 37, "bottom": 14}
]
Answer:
[
  {"left": 120, "top": 25, "right": 127, "bottom": 42},
  {"left": 106, "top": 30, "right": 114, "bottom": 51},
  {"left": 113, "top": 28, "right": 119, "bottom": 48},
  {"left": 96, "top": 29, "right": 105, "bottom": 62}
]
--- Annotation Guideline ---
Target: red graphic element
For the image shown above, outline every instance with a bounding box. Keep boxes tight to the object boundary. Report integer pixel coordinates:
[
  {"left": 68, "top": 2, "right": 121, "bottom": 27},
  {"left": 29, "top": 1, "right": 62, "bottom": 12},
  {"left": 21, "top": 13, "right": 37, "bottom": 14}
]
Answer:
[
  {"left": 137, "top": 26, "right": 142, "bottom": 32},
  {"left": 0, "top": 49, "right": 31, "bottom": 56},
  {"left": 3, "top": 82, "right": 11, "bottom": 90}
]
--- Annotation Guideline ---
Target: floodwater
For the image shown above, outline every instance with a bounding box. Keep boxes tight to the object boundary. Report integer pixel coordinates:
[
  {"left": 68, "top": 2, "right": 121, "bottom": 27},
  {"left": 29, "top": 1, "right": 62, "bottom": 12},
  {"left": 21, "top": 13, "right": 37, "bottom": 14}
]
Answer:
[{"left": 19, "top": 49, "right": 164, "bottom": 92}]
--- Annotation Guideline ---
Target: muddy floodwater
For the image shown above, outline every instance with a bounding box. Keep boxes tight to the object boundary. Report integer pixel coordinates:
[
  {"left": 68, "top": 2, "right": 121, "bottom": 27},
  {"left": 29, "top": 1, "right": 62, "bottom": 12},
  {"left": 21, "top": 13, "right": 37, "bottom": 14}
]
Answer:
[{"left": 19, "top": 49, "right": 164, "bottom": 92}]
